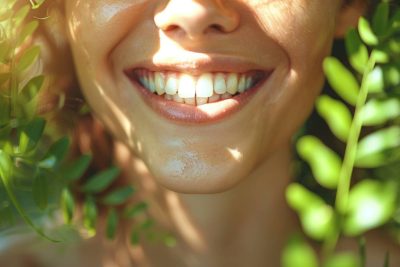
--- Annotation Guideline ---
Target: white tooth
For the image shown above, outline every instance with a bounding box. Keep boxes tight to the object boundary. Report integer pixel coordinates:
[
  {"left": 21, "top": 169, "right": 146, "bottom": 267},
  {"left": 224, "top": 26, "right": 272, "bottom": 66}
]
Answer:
[
  {"left": 165, "top": 94, "right": 173, "bottom": 100},
  {"left": 173, "top": 94, "right": 184, "bottom": 103},
  {"left": 155, "top": 72, "right": 165, "bottom": 94},
  {"left": 238, "top": 75, "right": 246, "bottom": 93},
  {"left": 148, "top": 74, "right": 156, "bottom": 93},
  {"left": 208, "top": 94, "right": 221, "bottom": 103},
  {"left": 196, "top": 73, "right": 213, "bottom": 98},
  {"left": 184, "top": 97, "right": 195, "bottom": 105},
  {"left": 214, "top": 73, "right": 227, "bottom": 94},
  {"left": 245, "top": 77, "right": 252, "bottom": 90},
  {"left": 221, "top": 93, "right": 232, "bottom": 99},
  {"left": 143, "top": 75, "right": 150, "bottom": 89},
  {"left": 179, "top": 74, "right": 196, "bottom": 98},
  {"left": 226, "top": 74, "right": 238, "bottom": 95},
  {"left": 165, "top": 75, "right": 178, "bottom": 95},
  {"left": 196, "top": 97, "right": 208, "bottom": 105}
]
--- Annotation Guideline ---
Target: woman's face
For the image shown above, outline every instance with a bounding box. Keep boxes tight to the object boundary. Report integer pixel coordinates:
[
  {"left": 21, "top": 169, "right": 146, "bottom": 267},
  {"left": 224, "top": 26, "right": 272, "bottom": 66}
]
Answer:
[{"left": 65, "top": 0, "right": 343, "bottom": 193}]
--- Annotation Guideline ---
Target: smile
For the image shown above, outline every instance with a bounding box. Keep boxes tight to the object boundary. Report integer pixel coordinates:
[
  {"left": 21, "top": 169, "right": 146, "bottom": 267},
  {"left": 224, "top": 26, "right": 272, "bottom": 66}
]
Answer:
[{"left": 125, "top": 67, "right": 271, "bottom": 124}]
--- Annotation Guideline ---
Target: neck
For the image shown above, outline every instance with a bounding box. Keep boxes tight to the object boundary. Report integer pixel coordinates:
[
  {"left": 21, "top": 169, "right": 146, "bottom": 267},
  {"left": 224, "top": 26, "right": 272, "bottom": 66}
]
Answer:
[{"left": 116, "top": 142, "right": 298, "bottom": 267}]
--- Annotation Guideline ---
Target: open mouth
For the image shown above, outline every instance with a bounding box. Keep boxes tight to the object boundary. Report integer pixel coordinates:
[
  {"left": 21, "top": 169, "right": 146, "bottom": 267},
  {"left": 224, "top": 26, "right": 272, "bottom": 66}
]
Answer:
[{"left": 125, "top": 68, "right": 271, "bottom": 123}]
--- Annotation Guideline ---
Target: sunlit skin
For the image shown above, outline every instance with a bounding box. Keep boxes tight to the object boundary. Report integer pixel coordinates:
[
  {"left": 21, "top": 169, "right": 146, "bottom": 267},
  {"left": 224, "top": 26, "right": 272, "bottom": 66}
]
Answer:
[{"left": 57, "top": 0, "right": 400, "bottom": 266}]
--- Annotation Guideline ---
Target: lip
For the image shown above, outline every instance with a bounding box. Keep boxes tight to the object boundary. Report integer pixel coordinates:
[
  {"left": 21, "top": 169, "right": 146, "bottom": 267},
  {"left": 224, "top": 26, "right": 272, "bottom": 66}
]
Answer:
[{"left": 124, "top": 58, "right": 272, "bottom": 124}]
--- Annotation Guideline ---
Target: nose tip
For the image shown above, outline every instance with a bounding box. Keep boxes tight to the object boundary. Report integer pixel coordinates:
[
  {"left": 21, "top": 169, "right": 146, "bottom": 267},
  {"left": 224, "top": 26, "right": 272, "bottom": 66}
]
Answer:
[{"left": 154, "top": 0, "right": 240, "bottom": 40}]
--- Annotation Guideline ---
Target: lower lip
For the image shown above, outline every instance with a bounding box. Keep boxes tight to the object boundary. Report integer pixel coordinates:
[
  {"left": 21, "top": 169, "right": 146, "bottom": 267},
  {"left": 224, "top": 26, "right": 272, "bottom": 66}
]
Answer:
[{"left": 125, "top": 73, "right": 270, "bottom": 124}]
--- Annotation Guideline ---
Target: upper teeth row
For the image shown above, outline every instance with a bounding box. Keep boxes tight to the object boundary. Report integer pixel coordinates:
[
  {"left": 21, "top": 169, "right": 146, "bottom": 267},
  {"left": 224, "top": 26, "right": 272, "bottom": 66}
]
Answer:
[{"left": 138, "top": 71, "right": 255, "bottom": 98}]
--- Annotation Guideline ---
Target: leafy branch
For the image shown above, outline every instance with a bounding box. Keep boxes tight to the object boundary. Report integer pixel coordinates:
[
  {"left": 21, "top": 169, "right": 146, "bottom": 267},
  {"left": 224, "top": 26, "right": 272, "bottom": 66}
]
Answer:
[{"left": 284, "top": 1, "right": 400, "bottom": 266}]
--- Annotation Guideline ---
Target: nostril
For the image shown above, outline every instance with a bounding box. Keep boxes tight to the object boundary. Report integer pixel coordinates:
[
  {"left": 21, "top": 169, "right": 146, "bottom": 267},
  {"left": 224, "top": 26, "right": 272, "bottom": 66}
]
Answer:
[
  {"left": 210, "top": 24, "right": 225, "bottom": 32},
  {"left": 163, "top": 24, "right": 180, "bottom": 32}
]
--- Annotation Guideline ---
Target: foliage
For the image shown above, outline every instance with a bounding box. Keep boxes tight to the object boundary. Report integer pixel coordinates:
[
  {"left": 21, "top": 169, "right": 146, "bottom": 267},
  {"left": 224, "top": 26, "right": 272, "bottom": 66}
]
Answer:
[
  {"left": 284, "top": 1, "right": 400, "bottom": 266},
  {"left": 0, "top": 0, "right": 174, "bottom": 247}
]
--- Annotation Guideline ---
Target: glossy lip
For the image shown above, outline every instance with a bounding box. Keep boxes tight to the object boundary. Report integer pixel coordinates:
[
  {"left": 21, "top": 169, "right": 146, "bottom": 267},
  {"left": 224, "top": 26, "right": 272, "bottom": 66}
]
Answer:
[{"left": 124, "top": 59, "right": 273, "bottom": 124}]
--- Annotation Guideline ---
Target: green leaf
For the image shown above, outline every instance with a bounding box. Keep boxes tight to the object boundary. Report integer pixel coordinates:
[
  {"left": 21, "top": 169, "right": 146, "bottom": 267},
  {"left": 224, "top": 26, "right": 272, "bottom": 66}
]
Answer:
[
  {"left": 0, "top": 150, "right": 59, "bottom": 242},
  {"left": 355, "top": 126, "right": 400, "bottom": 168},
  {"left": 124, "top": 201, "right": 148, "bottom": 218},
  {"left": 286, "top": 183, "right": 335, "bottom": 240},
  {"left": 32, "top": 174, "right": 48, "bottom": 210},
  {"left": 62, "top": 154, "right": 92, "bottom": 181},
  {"left": 383, "top": 65, "right": 400, "bottom": 87},
  {"left": 130, "top": 229, "right": 140, "bottom": 245},
  {"left": 16, "top": 45, "right": 40, "bottom": 73},
  {"left": 81, "top": 166, "right": 120, "bottom": 193},
  {"left": 345, "top": 28, "right": 369, "bottom": 74},
  {"left": 20, "top": 75, "right": 45, "bottom": 98},
  {"left": 106, "top": 208, "right": 118, "bottom": 240},
  {"left": 389, "top": 9, "right": 400, "bottom": 33},
  {"left": 323, "top": 57, "right": 359, "bottom": 106},
  {"left": 372, "top": 2, "right": 389, "bottom": 36},
  {"left": 17, "top": 20, "right": 39, "bottom": 46},
  {"left": 297, "top": 136, "right": 341, "bottom": 189},
  {"left": 39, "top": 137, "right": 70, "bottom": 169},
  {"left": 61, "top": 188, "right": 75, "bottom": 224},
  {"left": 0, "top": 202, "right": 14, "bottom": 227},
  {"left": 365, "top": 66, "right": 384, "bottom": 94},
  {"left": 102, "top": 186, "right": 134, "bottom": 206},
  {"left": 358, "top": 17, "right": 378, "bottom": 46},
  {"left": 18, "top": 117, "right": 46, "bottom": 153},
  {"left": 323, "top": 253, "right": 359, "bottom": 267},
  {"left": 316, "top": 95, "right": 352, "bottom": 142},
  {"left": 12, "top": 5, "right": 30, "bottom": 28},
  {"left": 281, "top": 235, "right": 318, "bottom": 267},
  {"left": 83, "top": 196, "right": 97, "bottom": 236},
  {"left": 343, "top": 180, "right": 397, "bottom": 236},
  {"left": 361, "top": 98, "right": 400, "bottom": 126},
  {"left": 163, "top": 233, "right": 177, "bottom": 247}
]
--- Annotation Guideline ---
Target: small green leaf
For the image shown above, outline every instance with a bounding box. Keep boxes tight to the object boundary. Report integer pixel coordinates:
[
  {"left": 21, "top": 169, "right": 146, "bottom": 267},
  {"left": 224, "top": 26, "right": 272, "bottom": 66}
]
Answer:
[
  {"left": 124, "top": 201, "right": 148, "bottom": 218},
  {"left": 20, "top": 75, "right": 45, "bottom": 97},
  {"left": 316, "top": 95, "right": 352, "bottom": 142},
  {"left": 358, "top": 17, "right": 379, "bottom": 46},
  {"left": 102, "top": 186, "right": 134, "bottom": 206},
  {"left": 39, "top": 137, "right": 70, "bottom": 169},
  {"left": 383, "top": 65, "right": 400, "bottom": 87},
  {"left": 281, "top": 235, "right": 318, "bottom": 267},
  {"left": 372, "top": 2, "right": 389, "bottom": 36},
  {"left": 163, "top": 233, "right": 177, "bottom": 247},
  {"left": 297, "top": 136, "right": 341, "bottom": 189},
  {"left": 286, "top": 183, "right": 335, "bottom": 240},
  {"left": 83, "top": 197, "right": 97, "bottom": 236},
  {"left": 16, "top": 45, "right": 40, "bottom": 73},
  {"left": 365, "top": 66, "right": 384, "bottom": 93},
  {"left": 343, "top": 180, "right": 397, "bottom": 236},
  {"left": 130, "top": 229, "right": 140, "bottom": 245},
  {"left": 32, "top": 174, "right": 48, "bottom": 210},
  {"left": 62, "top": 154, "right": 92, "bottom": 181},
  {"left": 12, "top": 5, "right": 30, "bottom": 28},
  {"left": 18, "top": 117, "right": 46, "bottom": 153},
  {"left": 345, "top": 28, "right": 369, "bottom": 74},
  {"left": 389, "top": 9, "right": 400, "bottom": 33},
  {"left": 140, "top": 218, "right": 154, "bottom": 230},
  {"left": 361, "top": 98, "right": 400, "bottom": 126},
  {"left": 323, "top": 253, "right": 359, "bottom": 267},
  {"left": 61, "top": 188, "right": 75, "bottom": 224},
  {"left": 17, "top": 20, "right": 39, "bottom": 46},
  {"left": 355, "top": 126, "right": 400, "bottom": 168},
  {"left": 323, "top": 57, "right": 359, "bottom": 105},
  {"left": 106, "top": 208, "right": 118, "bottom": 240},
  {"left": 81, "top": 167, "right": 120, "bottom": 193}
]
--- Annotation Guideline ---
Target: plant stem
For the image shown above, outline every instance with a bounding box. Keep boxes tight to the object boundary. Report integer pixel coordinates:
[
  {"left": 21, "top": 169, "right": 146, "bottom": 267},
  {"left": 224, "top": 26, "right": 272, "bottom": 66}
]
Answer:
[{"left": 335, "top": 54, "right": 376, "bottom": 214}]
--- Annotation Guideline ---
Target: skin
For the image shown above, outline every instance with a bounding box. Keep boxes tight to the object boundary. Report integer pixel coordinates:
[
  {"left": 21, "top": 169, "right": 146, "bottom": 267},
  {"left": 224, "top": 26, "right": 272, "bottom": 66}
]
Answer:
[
  {"left": 59, "top": 1, "right": 400, "bottom": 266},
  {"left": 65, "top": 0, "right": 342, "bottom": 194}
]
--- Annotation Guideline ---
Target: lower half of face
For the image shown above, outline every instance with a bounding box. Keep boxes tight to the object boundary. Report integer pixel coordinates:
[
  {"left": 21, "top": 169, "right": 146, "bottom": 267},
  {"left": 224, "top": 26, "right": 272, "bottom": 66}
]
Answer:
[{"left": 67, "top": 0, "right": 341, "bottom": 193}]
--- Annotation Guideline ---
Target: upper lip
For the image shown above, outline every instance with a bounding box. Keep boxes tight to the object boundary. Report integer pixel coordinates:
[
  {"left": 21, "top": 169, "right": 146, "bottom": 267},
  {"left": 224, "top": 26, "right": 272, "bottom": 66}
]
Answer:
[{"left": 123, "top": 54, "right": 272, "bottom": 75}]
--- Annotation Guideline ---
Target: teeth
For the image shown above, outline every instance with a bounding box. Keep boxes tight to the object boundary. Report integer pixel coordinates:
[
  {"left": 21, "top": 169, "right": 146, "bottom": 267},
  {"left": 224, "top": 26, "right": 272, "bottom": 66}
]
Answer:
[
  {"left": 196, "top": 73, "right": 213, "bottom": 98},
  {"left": 214, "top": 73, "right": 227, "bottom": 94},
  {"left": 165, "top": 75, "right": 178, "bottom": 95},
  {"left": 137, "top": 70, "right": 259, "bottom": 105},
  {"left": 155, "top": 72, "right": 166, "bottom": 95},
  {"left": 178, "top": 74, "right": 196, "bottom": 98},
  {"left": 226, "top": 73, "right": 238, "bottom": 95}
]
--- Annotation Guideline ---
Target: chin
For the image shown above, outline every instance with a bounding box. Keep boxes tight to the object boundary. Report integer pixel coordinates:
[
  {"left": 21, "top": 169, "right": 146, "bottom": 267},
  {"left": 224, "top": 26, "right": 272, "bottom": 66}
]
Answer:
[{"left": 148, "top": 161, "right": 253, "bottom": 194}]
